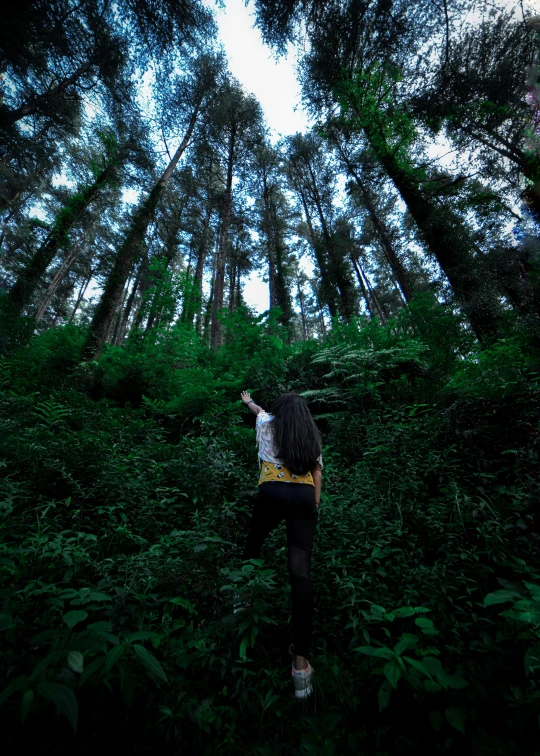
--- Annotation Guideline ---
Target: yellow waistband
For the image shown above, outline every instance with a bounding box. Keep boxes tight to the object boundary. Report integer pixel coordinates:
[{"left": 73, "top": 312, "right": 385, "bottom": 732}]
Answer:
[{"left": 258, "top": 462, "right": 314, "bottom": 486}]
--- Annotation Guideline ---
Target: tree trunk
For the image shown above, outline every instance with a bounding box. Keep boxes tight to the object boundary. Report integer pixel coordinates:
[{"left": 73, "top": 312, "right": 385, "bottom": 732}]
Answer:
[
  {"left": 114, "top": 261, "right": 144, "bottom": 345},
  {"left": 193, "top": 215, "right": 216, "bottom": 333},
  {"left": 361, "top": 119, "right": 502, "bottom": 342},
  {"left": 210, "top": 127, "right": 236, "bottom": 348},
  {"left": 335, "top": 139, "right": 415, "bottom": 303},
  {"left": 83, "top": 105, "right": 201, "bottom": 360},
  {"left": 203, "top": 253, "right": 217, "bottom": 342},
  {"left": 0, "top": 59, "right": 96, "bottom": 128},
  {"left": 5, "top": 160, "right": 115, "bottom": 318},
  {"left": 296, "top": 276, "right": 308, "bottom": 340},
  {"left": 236, "top": 265, "right": 241, "bottom": 308},
  {"left": 228, "top": 259, "right": 237, "bottom": 313},
  {"left": 67, "top": 270, "right": 93, "bottom": 325},
  {"left": 305, "top": 160, "right": 357, "bottom": 319},
  {"left": 298, "top": 189, "right": 338, "bottom": 318},
  {"left": 262, "top": 178, "right": 277, "bottom": 309},
  {"left": 350, "top": 254, "right": 374, "bottom": 318},
  {"left": 34, "top": 245, "right": 78, "bottom": 323},
  {"left": 110, "top": 274, "right": 132, "bottom": 344}
]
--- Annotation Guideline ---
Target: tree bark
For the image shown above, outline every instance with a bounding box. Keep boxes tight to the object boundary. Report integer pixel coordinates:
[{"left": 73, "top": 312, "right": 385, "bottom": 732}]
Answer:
[
  {"left": 335, "top": 139, "right": 415, "bottom": 302},
  {"left": 34, "top": 245, "right": 78, "bottom": 323},
  {"left": 5, "top": 160, "right": 115, "bottom": 318},
  {"left": 350, "top": 254, "right": 375, "bottom": 318},
  {"left": 67, "top": 270, "right": 93, "bottom": 325},
  {"left": 296, "top": 276, "right": 308, "bottom": 339},
  {"left": 297, "top": 188, "right": 338, "bottom": 318},
  {"left": 114, "top": 261, "right": 144, "bottom": 345},
  {"left": 228, "top": 257, "right": 237, "bottom": 313},
  {"left": 187, "top": 204, "right": 212, "bottom": 326},
  {"left": 83, "top": 105, "right": 200, "bottom": 359},
  {"left": 261, "top": 177, "right": 277, "bottom": 309},
  {"left": 0, "top": 59, "right": 96, "bottom": 128},
  {"left": 304, "top": 160, "right": 357, "bottom": 319},
  {"left": 110, "top": 274, "right": 132, "bottom": 344},
  {"left": 210, "top": 126, "right": 236, "bottom": 347},
  {"left": 361, "top": 119, "right": 502, "bottom": 342}
]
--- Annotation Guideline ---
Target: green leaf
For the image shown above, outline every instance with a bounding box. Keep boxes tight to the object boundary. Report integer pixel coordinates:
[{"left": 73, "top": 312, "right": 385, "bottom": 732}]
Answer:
[
  {"left": 20, "top": 689, "right": 33, "bottom": 724},
  {"left": 429, "top": 710, "right": 444, "bottom": 732},
  {"left": 36, "top": 682, "right": 78, "bottom": 732},
  {"left": 78, "top": 658, "right": 104, "bottom": 688},
  {"left": 441, "top": 674, "right": 468, "bottom": 690},
  {"left": 105, "top": 645, "right": 125, "bottom": 673},
  {"left": 63, "top": 610, "right": 88, "bottom": 629},
  {"left": 414, "top": 617, "right": 437, "bottom": 634},
  {"left": 377, "top": 680, "right": 392, "bottom": 712},
  {"left": 133, "top": 645, "right": 168, "bottom": 683},
  {"left": 384, "top": 660, "right": 402, "bottom": 689},
  {"left": 239, "top": 635, "right": 249, "bottom": 660},
  {"left": 421, "top": 656, "right": 444, "bottom": 676},
  {"left": 0, "top": 613, "right": 13, "bottom": 630},
  {"left": 67, "top": 651, "right": 84, "bottom": 674},
  {"left": 424, "top": 679, "right": 442, "bottom": 693},
  {"left": 484, "top": 590, "right": 519, "bottom": 606},
  {"left": 394, "top": 634, "right": 418, "bottom": 655},
  {"left": 353, "top": 645, "right": 377, "bottom": 656},
  {"left": 88, "top": 592, "right": 111, "bottom": 602},
  {"left": 0, "top": 683, "right": 17, "bottom": 707},
  {"left": 445, "top": 706, "right": 466, "bottom": 734},
  {"left": 126, "top": 631, "right": 160, "bottom": 643},
  {"left": 403, "top": 656, "right": 432, "bottom": 678},
  {"left": 372, "top": 647, "right": 394, "bottom": 659}
]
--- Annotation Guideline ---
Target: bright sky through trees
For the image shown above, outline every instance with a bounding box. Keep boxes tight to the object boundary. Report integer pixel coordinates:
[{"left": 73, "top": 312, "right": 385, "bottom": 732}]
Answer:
[{"left": 204, "top": 0, "right": 312, "bottom": 313}]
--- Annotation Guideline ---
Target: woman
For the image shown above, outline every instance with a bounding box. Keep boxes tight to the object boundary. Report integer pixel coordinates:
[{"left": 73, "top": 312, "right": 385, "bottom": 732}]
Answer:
[{"left": 239, "top": 390, "right": 323, "bottom": 699}]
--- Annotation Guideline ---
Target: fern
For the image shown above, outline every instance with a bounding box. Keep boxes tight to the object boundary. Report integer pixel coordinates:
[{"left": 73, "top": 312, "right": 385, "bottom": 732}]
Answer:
[{"left": 33, "top": 400, "right": 71, "bottom": 428}]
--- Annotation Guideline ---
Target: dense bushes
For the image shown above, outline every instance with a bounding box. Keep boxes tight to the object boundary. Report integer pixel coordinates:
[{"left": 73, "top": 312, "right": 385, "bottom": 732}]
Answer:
[{"left": 1, "top": 305, "right": 540, "bottom": 754}]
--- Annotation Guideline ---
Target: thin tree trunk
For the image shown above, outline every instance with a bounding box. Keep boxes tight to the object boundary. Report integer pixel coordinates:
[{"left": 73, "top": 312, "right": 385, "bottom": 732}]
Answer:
[
  {"left": 83, "top": 104, "right": 201, "bottom": 360},
  {"left": 305, "top": 160, "right": 356, "bottom": 319},
  {"left": 210, "top": 127, "right": 236, "bottom": 348},
  {"left": 350, "top": 254, "right": 375, "bottom": 318},
  {"left": 204, "top": 253, "right": 217, "bottom": 342},
  {"left": 359, "top": 259, "right": 387, "bottom": 323},
  {"left": 34, "top": 245, "right": 78, "bottom": 323},
  {"left": 236, "top": 266, "right": 241, "bottom": 308},
  {"left": 228, "top": 259, "right": 237, "bottom": 312},
  {"left": 360, "top": 118, "right": 502, "bottom": 341},
  {"left": 67, "top": 270, "right": 93, "bottom": 325},
  {"left": 336, "top": 142, "right": 415, "bottom": 303},
  {"left": 262, "top": 177, "right": 277, "bottom": 309},
  {"left": 110, "top": 274, "right": 132, "bottom": 344},
  {"left": 297, "top": 276, "right": 308, "bottom": 340},
  {"left": 0, "top": 59, "right": 95, "bottom": 128},
  {"left": 297, "top": 188, "right": 338, "bottom": 318},
  {"left": 5, "top": 160, "right": 116, "bottom": 318},
  {"left": 114, "top": 260, "right": 144, "bottom": 345}
]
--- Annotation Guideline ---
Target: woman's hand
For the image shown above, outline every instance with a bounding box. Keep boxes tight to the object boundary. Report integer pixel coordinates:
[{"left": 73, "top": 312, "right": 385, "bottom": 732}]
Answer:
[{"left": 241, "top": 391, "right": 262, "bottom": 415}]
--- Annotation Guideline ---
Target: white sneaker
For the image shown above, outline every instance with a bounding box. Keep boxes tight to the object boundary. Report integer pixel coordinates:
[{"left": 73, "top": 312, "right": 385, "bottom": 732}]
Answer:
[{"left": 292, "top": 662, "right": 314, "bottom": 699}]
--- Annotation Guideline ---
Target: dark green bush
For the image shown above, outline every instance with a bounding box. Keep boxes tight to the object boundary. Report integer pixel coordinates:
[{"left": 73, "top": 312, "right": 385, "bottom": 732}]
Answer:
[{"left": 1, "top": 311, "right": 540, "bottom": 755}]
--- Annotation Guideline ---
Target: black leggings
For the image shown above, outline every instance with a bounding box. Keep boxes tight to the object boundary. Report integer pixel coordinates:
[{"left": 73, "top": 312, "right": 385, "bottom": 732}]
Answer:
[{"left": 242, "top": 482, "right": 319, "bottom": 658}]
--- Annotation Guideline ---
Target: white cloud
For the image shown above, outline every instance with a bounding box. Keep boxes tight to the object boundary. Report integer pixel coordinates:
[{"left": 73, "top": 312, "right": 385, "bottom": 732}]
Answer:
[{"left": 206, "top": 0, "right": 310, "bottom": 141}]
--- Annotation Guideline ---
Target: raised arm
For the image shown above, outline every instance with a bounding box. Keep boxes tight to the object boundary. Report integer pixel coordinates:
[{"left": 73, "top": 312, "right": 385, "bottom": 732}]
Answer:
[{"left": 240, "top": 391, "right": 263, "bottom": 416}]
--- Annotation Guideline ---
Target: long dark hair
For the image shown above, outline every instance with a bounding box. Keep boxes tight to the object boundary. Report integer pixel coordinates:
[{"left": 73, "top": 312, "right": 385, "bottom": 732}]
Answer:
[{"left": 271, "top": 393, "right": 322, "bottom": 475}]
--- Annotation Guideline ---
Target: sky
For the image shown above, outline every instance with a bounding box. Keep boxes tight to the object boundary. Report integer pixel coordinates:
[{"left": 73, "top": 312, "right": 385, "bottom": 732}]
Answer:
[{"left": 203, "top": 0, "right": 311, "bottom": 314}]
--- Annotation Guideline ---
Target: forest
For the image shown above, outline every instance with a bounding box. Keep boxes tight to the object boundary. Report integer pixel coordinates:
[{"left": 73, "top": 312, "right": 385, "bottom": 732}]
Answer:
[{"left": 1, "top": 0, "right": 540, "bottom": 752}]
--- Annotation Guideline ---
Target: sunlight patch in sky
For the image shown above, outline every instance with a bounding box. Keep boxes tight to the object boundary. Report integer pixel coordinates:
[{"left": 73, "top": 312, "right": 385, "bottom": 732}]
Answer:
[
  {"left": 203, "top": 0, "right": 313, "bottom": 312},
  {"left": 205, "top": 0, "right": 309, "bottom": 143}
]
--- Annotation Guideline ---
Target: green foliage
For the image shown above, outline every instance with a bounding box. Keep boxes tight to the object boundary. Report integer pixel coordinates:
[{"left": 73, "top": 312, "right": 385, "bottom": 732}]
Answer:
[{"left": 1, "top": 307, "right": 540, "bottom": 754}]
